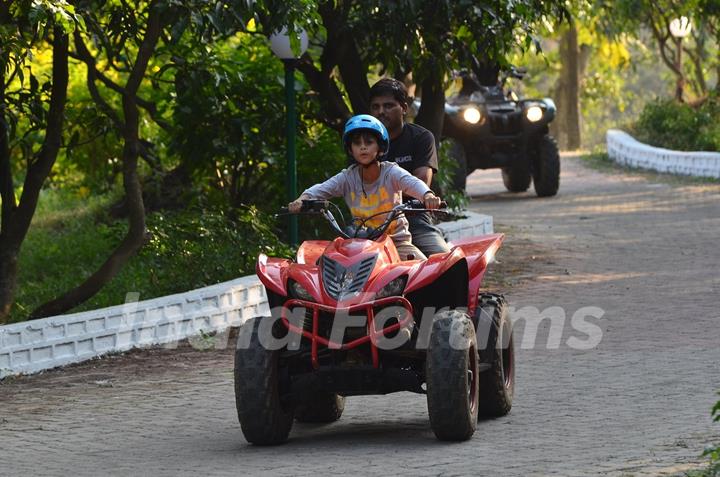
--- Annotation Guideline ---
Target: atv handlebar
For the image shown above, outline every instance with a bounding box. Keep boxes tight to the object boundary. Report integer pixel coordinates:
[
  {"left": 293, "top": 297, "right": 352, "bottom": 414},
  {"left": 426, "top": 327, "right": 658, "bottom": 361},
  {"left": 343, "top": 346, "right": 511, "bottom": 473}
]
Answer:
[
  {"left": 279, "top": 199, "right": 447, "bottom": 240},
  {"left": 278, "top": 199, "right": 330, "bottom": 215}
]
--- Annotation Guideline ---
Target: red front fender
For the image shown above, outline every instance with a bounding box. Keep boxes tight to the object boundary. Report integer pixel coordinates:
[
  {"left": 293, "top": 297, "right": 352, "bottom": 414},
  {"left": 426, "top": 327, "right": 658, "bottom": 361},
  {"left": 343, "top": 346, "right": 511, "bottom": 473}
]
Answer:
[{"left": 256, "top": 254, "right": 291, "bottom": 296}]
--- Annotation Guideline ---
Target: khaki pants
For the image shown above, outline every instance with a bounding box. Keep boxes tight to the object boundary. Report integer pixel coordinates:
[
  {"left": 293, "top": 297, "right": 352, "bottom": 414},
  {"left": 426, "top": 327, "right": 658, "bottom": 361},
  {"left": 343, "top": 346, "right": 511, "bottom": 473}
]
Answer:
[{"left": 394, "top": 241, "right": 427, "bottom": 261}]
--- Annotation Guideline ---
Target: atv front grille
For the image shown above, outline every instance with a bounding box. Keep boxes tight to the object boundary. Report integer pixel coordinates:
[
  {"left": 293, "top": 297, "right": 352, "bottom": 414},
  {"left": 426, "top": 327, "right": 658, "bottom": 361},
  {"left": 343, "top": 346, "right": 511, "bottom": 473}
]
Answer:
[
  {"left": 488, "top": 112, "right": 523, "bottom": 135},
  {"left": 322, "top": 255, "right": 376, "bottom": 301},
  {"left": 281, "top": 297, "right": 413, "bottom": 369}
]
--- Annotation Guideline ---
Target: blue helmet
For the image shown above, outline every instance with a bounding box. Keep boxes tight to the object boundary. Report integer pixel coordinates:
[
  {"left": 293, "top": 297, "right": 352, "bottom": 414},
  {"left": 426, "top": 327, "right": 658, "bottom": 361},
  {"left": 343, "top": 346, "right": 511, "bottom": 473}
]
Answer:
[{"left": 342, "top": 114, "right": 390, "bottom": 157}]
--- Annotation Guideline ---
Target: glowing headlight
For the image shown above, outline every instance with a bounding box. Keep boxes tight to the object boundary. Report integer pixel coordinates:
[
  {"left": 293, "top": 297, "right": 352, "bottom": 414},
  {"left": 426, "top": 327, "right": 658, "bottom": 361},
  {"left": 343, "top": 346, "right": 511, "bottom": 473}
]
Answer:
[
  {"left": 526, "top": 105, "right": 543, "bottom": 122},
  {"left": 376, "top": 276, "right": 408, "bottom": 299},
  {"left": 462, "top": 107, "right": 481, "bottom": 124},
  {"left": 290, "top": 280, "right": 315, "bottom": 302}
]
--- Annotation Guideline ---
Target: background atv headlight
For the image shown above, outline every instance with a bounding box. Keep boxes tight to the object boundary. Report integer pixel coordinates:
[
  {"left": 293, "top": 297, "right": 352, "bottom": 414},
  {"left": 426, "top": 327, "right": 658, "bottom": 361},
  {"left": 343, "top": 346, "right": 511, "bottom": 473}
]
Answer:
[
  {"left": 289, "top": 280, "right": 315, "bottom": 302},
  {"left": 462, "top": 107, "right": 481, "bottom": 124},
  {"left": 376, "top": 276, "right": 408, "bottom": 299},
  {"left": 525, "top": 105, "right": 543, "bottom": 122}
]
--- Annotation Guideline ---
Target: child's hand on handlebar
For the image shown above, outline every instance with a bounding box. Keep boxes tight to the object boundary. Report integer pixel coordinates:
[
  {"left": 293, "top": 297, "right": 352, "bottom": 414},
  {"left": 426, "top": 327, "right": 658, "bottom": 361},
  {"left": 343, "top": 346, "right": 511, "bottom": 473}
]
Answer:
[
  {"left": 423, "top": 191, "right": 442, "bottom": 210},
  {"left": 288, "top": 197, "right": 305, "bottom": 213}
]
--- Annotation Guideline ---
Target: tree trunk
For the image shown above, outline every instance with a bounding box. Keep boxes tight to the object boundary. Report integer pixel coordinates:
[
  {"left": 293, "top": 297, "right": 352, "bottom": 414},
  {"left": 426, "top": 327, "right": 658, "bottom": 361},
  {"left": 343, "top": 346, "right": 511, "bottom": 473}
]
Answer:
[
  {"left": 551, "top": 21, "right": 581, "bottom": 150},
  {"left": 296, "top": 54, "right": 350, "bottom": 132},
  {"left": 30, "top": 5, "right": 162, "bottom": 319},
  {"left": 0, "top": 29, "right": 69, "bottom": 323},
  {"left": 294, "top": 2, "right": 355, "bottom": 131},
  {"left": 414, "top": 62, "right": 445, "bottom": 142}
]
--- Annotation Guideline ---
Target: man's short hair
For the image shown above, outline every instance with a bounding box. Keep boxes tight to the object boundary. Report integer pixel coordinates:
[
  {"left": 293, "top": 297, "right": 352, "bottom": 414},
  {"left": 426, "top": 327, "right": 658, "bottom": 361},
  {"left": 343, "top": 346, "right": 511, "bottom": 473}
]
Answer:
[{"left": 369, "top": 78, "right": 408, "bottom": 106}]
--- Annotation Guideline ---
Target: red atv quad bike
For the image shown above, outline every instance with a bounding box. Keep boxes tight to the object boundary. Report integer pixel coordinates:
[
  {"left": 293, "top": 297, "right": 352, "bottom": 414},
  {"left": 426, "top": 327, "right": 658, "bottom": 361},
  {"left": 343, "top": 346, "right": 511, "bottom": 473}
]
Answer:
[{"left": 234, "top": 200, "right": 514, "bottom": 444}]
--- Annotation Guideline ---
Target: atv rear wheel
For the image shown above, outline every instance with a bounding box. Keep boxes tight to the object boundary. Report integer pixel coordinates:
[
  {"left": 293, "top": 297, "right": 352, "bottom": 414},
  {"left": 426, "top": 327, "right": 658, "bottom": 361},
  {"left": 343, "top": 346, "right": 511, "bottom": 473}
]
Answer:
[
  {"left": 295, "top": 392, "right": 345, "bottom": 423},
  {"left": 426, "top": 311, "right": 479, "bottom": 441},
  {"left": 501, "top": 163, "right": 532, "bottom": 192},
  {"left": 475, "top": 294, "right": 515, "bottom": 417},
  {"left": 234, "top": 317, "right": 294, "bottom": 445},
  {"left": 532, "top": 134, "right": 560, "bottom": 197}
]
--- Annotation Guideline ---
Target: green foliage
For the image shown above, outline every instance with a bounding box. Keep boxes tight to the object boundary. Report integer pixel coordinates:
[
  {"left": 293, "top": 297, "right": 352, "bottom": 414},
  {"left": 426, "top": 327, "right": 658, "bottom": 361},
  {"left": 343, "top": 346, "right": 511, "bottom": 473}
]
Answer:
[
  {"left": 350, "top": 0, "right": 569, "bottom": 80},
  {"left": 169, "top": 32, "right": 345, "bottom": 212},
  {"left": 686, "top": 392, "right": 720, "bottom": 477},
  {"left": 632, "top": 97, "right": 720, "bottom": 151},
  {"left": 6, "top": 0, "right": 575, "bottom": 323},
  {"left": 9, "top": 188, "right": 290, "bottom": 322},
  {"left": 436, "top": 140, "right": 469, "bottom": 213},
  {"left": 140, "top": 204, "right": 291, "bottom": 289}
]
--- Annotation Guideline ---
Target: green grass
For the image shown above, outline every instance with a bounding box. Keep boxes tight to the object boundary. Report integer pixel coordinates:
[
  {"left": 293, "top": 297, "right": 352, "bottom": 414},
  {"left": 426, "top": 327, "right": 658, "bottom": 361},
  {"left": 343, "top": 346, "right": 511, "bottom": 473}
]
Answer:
[
  {"left": 579, "top": 152, "right": 720, "bottom": 186},
  {"left": 9, "top": 188, "right": 290, "bottom": 323}
]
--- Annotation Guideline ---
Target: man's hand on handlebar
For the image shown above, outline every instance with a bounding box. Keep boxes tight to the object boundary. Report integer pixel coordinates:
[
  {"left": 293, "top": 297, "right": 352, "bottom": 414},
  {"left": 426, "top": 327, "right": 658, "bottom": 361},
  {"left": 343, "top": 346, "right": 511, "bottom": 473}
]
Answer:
[{"left": 423, "top": 191, "right": 442, "bottom": 210}]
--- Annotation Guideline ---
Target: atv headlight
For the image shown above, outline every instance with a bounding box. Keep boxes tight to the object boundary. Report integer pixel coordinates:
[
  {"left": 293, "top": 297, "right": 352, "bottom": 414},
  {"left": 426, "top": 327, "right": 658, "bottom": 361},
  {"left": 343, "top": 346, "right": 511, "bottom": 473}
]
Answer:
[
  {"left": 525, "top": 105, "right": 543, "bottom": 122},
  {"left": 462, "top": 107, "right": 481, "bottom": 124},
  {"left": 376, "top": 276, "right": 408, "bottom": 299},
  {"left": 289, "top": 280, "right": 315, "bottom": 302}
]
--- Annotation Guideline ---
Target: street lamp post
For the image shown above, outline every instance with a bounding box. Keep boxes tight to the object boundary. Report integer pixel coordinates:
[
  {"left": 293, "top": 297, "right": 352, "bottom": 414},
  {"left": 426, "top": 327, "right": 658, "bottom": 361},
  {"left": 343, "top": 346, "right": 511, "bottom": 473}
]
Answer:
[
  {"left": 669, "top": 16, "right": 693, "bottom": 102},
  {"left": 269, "top": 28, "right": 308, "bottom": 247}
]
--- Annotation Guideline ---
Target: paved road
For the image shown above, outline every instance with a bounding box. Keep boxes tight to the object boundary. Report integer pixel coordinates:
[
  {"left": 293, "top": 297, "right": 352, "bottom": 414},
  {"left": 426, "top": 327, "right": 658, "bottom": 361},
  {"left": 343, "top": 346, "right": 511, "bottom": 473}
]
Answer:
[{"left": 1, "top": 156, "right": 719, "bottom": 476}]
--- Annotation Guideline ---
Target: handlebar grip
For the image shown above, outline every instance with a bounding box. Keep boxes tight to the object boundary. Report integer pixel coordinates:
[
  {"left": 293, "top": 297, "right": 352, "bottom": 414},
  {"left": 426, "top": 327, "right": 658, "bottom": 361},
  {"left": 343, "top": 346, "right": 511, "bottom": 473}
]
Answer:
[
  {"left": 301, "top": 199, "right": 329, "bottom": 212},
  {"left": 406, "top": 199, "right": 448, "bottom": 209}
]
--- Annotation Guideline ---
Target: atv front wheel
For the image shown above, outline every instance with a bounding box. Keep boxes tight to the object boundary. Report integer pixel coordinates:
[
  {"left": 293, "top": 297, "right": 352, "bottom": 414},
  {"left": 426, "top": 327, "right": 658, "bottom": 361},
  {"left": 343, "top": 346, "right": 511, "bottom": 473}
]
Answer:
[
  {"left": 501, "top": 164, "right": 532, "bottom": 192},
  {"left": 532, "top": 135, "right": 560, "bottom": 197},
  {"left": 426, "top": 311, "right": 479, "bottom": 441},
  {"left": 234, "top": 317, "right": 294, "bottom": 445},
  {"left": 295, "top": 392, "right": 345, "bottom": 423},
  {"left": 475, "top": 294, "right": 515, "bottom": 417}
]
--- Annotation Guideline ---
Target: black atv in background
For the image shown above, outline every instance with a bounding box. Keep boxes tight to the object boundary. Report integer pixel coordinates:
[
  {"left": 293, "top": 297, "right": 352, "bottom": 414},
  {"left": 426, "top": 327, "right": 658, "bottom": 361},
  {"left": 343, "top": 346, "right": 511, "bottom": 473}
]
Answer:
[{"left": 439, "top": 67, "right": 560, "bottom": 197}]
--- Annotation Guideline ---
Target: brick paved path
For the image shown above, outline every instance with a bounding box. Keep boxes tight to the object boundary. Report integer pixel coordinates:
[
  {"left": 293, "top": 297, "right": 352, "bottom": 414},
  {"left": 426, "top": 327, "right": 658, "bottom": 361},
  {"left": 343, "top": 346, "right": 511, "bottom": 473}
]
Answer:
[{"left": 1, "top": 156, "right": 718, "bottom": 476}]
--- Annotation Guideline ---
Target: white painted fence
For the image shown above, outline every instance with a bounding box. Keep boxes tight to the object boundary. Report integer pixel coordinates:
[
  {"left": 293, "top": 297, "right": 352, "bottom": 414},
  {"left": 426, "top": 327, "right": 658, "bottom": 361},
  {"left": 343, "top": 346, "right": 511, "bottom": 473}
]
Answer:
[
  {"left": 606, "top": 129, "right": 720, "bottom": 179},
  {"left": 0, "top": 211, "right": 492, "bottom": 378}
]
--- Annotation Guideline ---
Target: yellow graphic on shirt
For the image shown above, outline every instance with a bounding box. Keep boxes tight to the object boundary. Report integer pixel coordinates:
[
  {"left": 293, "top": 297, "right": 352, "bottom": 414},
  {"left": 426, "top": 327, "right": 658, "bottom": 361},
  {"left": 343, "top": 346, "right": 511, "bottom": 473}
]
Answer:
[{"left": 350, "top": 187, "right": 399, "bottom": 235}]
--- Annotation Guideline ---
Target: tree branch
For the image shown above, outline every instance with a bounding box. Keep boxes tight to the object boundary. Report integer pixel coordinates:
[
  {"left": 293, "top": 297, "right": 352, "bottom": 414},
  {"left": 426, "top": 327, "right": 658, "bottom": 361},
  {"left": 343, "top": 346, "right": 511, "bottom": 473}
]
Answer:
[
  {"left": 650, "top": 20, "right": 682, "bottom": 76},
  {"left": 0, "top": 84, "right": 16, "bottom": 229},
  {"left": 74, "top": 31, "right": 124, "bottom": 130},
  {"left": 71, "top": 34, "right": 171, "bottom": 131},
  {"left": 30, "top": 0, "right": 165, "bottom": 318},
  {"left": 12, "top": 29, "right": 70, "bottom": 244},
  {"left": 296, "top": 54, "right": 351, "bottom": 132},
  {"left": 319, "top": 2, "right": 369, "bottom": 114}
]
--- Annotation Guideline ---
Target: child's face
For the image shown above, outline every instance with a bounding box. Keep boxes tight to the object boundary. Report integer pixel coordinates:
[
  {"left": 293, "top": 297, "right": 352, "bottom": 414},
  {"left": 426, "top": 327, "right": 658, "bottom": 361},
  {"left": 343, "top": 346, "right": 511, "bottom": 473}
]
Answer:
[{"left": 350, "top": 133, "right": 380, "bottom": 165}]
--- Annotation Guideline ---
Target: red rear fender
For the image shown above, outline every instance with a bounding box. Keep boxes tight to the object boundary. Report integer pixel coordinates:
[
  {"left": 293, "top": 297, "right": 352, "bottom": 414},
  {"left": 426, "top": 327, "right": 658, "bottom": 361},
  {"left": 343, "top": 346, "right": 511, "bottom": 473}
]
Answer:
[
  {"left": 451, "top": 233, "right": 504, "bottom": 278},
  {"left": 451, "top": 233, "right": 504, "bottom": 315},
  {"left": 404, "top": 247, "right": 467, "bottom": 293}
]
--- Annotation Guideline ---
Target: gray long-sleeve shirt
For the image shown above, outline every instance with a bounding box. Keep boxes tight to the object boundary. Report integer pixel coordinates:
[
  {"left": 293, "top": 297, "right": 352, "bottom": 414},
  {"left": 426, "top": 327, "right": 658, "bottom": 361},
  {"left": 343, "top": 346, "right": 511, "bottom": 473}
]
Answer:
[{"left": 303, "top": 162, "right": 431, "bottom": 243}]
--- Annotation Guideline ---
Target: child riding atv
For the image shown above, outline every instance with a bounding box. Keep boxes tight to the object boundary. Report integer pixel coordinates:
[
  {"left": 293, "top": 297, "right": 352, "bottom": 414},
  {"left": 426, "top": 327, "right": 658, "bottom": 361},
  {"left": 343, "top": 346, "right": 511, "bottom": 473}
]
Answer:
[{"left": 289, "top": 114, "right": 442, "bottom": 260}]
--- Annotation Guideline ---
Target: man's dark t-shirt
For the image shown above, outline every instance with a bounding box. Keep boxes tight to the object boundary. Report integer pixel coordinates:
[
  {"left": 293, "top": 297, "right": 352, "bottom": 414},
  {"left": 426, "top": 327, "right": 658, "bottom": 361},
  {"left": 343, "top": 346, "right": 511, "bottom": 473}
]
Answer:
[
  {"left": 383, "top": 122, "right": 440, "bottom": 235},
  {"left": 384, "top": 122, "right": 438, "bottom": 175}
]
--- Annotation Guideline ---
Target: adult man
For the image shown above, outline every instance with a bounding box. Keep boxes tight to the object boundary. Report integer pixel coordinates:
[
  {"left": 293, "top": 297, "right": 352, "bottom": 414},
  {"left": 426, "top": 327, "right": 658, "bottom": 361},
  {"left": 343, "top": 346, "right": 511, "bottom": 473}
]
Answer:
[{"left": 369, "top": 78, "right": 450, "bottom": 256}]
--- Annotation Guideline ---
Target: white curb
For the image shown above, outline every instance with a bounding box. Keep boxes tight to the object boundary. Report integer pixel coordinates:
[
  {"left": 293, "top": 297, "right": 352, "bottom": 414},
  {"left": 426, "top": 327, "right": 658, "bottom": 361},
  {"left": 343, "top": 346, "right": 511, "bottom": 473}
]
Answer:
[
  {"left": 0, "top": 212, "right": 493, "bottom": 379},
  {"left": 606, "top": 129, "right": 720, "bottom": 179}
]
